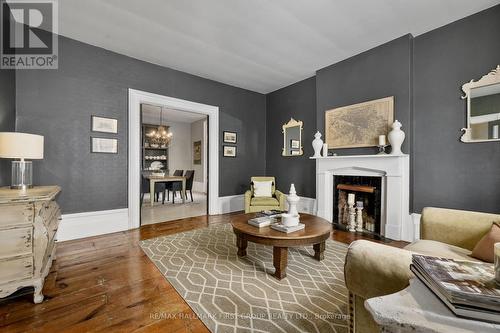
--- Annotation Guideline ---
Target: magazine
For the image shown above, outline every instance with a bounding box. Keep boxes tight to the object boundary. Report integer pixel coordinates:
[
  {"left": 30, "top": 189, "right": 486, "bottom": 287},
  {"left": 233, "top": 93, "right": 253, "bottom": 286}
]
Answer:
[{"left": 411, "top": 254, "right": 500, "bottom": 323}]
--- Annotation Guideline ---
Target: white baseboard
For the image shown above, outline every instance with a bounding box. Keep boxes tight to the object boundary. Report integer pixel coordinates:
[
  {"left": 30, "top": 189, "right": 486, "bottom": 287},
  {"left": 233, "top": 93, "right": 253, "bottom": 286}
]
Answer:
[
  {"left": 218, "top": 195, "right": 317, "bottom": 215},
  {"left": 193, "top": 181, "right": 206, "bottom": 193},
  {"left": 218, "top": 194, "right": 244, "bottom": 214},
  {"left": 57, "top": 208, "right": 129, "bottom": 242}
]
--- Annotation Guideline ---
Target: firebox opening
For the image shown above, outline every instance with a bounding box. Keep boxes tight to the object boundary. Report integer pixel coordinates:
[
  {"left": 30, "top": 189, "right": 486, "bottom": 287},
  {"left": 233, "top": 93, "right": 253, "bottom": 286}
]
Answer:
[{"left": 333, "top": 175, "right": 384, "bottom": 240}]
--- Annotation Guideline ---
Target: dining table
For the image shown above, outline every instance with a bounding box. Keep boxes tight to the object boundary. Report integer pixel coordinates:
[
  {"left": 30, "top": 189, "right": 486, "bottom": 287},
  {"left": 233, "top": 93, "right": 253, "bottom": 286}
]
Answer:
[{"left": 144, "top": 175, "right": 186, "bottom": 206}]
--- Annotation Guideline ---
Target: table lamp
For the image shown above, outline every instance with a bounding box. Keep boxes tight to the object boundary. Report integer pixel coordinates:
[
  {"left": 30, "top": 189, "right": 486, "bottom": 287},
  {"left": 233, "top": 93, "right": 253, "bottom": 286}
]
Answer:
[{"left": 0, "top": 132, "right": 44, "bottom": 190}]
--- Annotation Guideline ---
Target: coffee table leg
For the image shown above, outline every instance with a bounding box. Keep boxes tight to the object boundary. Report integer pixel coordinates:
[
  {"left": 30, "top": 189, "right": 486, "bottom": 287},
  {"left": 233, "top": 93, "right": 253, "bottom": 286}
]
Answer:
[
  {"left": 273, "top": 247, "right": 288, "bottom": 280},
  {"left": 313, "top": 241, "right": 325, "bottom": 261},
  {"left": 236, "top": 234, "right": 247, "bottom": 257}
]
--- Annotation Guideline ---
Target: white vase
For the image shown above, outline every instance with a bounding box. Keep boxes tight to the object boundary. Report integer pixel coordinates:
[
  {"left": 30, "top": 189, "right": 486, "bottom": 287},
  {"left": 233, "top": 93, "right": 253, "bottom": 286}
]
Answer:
[
  {"left": 388, "top": 120, "right": 405, "bottom": 155},
  {"left": 312, "top": 131, "right": 323, "bottom": 157}
]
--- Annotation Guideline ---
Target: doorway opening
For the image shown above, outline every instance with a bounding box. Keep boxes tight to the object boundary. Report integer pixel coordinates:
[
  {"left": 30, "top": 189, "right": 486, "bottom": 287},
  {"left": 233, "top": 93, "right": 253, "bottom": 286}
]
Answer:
[
  {"left": 140, "top": 104, "right": 208, "bottom": 225},
  {"left": 128, "top": 89, "right": 219, "bottom": 230}
]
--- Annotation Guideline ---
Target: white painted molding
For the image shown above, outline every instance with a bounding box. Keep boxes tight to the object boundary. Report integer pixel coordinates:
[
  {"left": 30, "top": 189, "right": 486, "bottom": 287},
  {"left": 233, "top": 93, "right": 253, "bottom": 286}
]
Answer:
[
  {"left": 57, "top": 209, "right": 129, "bottom": 242},
  {"left": 411, "top": 213, "right": 422, "bottom": 241},
  {"left": 219, "top": 195, "right": 245, "bottom": 214},
  {"left": 193, "top": 181, "right": 206, "bottom": 193},
  {"left": 128, "top": 89, "right": 220, "bottom": 230},
  {"left": 219, "top": 195, "right": 317, "bottom": 215}
]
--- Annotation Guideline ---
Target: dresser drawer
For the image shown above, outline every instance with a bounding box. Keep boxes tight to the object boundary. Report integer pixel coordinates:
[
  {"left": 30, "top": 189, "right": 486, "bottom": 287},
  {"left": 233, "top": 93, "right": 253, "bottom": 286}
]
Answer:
[
  {"left": 0, "top": 203, "right": 34, "bottom": 227},
  {"left": 0, "top": 256, "right": 33, "bottom": 284},
  {"left": 0, "top": 227, "right": 32, "bottom": 259}
]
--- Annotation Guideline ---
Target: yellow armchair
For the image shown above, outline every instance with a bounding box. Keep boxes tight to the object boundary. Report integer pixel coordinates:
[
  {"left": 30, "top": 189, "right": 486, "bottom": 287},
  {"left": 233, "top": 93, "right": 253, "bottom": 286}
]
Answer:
[{"left": 244, "top": 176, "right": 286, "bottom": 213}]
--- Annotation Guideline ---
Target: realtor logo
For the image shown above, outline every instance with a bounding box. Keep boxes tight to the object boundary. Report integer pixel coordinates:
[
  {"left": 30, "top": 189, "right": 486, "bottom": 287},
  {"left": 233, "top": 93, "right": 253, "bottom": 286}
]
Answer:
[{"left": 1, "top": 0, "right": 58, "bottom": 69}]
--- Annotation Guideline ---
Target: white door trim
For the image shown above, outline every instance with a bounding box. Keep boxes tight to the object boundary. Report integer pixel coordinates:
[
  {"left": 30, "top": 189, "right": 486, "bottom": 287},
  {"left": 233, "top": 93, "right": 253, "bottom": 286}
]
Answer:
[{"left": 128, "top": 89, "right": 220, "bottom": 229}]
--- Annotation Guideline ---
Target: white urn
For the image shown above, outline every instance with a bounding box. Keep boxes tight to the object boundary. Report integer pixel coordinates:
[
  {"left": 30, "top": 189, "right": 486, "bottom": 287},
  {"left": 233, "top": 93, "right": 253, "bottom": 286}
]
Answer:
[
  {"left": 312, "top": 131, "right": 324, "bottom": 157},
  {"left": 388, "top": 120, "right": 405, "bottom": 155}
]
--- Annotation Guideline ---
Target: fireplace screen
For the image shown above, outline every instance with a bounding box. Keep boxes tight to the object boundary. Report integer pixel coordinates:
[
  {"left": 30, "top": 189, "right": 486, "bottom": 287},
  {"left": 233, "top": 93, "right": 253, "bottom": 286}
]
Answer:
[{"left": 333, "top": 175, "right": 382, "bottom": 236}]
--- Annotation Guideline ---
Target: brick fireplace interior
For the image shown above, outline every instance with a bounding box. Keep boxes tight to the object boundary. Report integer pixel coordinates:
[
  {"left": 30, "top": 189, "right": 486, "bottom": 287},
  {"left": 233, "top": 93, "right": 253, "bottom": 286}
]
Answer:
[{"left": 333, "top": 175, "right": 383, "bottom": 238}]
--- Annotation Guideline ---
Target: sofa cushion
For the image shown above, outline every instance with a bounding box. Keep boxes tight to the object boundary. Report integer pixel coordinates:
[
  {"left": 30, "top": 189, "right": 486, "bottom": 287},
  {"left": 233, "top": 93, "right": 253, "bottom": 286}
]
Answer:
[
  {"left": 250, "top": 197, "right": 279, "bottom": 206},
  {"left": 404, "top": 240, "right": 481, "bottom": 262},
  {"left": 471, "top": 222, "right": 500, "bottom": 263}
]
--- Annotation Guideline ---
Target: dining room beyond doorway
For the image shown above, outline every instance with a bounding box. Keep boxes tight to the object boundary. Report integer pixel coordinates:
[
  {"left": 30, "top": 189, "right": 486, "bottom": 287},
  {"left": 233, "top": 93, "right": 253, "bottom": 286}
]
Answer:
[{"left": 139, "top": 103, "right": 208, "bottom": 225}]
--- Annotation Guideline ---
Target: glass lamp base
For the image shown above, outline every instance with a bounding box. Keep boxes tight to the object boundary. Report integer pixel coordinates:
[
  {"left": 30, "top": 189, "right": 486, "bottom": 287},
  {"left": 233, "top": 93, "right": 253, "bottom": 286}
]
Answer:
[{"left": 11, "top": 160, "right": 33, "bottom": 190}]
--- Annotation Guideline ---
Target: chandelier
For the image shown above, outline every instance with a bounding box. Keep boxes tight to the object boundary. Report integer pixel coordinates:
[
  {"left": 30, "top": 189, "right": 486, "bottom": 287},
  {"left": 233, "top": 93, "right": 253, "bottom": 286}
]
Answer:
[{"left": 146, "top": 106, "right": 173, "bottom": 146}]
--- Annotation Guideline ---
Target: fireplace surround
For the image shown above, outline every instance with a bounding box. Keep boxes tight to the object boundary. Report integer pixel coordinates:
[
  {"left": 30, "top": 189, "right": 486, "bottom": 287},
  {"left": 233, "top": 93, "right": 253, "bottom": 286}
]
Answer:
[{"left": 312, "top": 154, "right": 413, "bottom": 241}]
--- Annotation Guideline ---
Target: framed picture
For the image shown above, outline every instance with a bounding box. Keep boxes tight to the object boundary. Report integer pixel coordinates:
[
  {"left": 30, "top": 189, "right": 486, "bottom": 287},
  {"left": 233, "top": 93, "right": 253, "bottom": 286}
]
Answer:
[
  {"left": 325, "top": 96, "right": 394, "bottom": 148},
  {"left": 91, "top": 137, "right": 118, "bottom": 154},
  {"left": 91, "top": 116, "right": 118, "bottom": 134},
  {"left": 290, "top": 139, "right": 300, "bottom": 149},
  {"left": 223, "top": 145, "right": 236, "bottom": 157},
  {"left": 223, "top": 131, "right": 237, "bottom": 144},
  {"left": 193, "top": 140, "right": 202, "bottom": 164}
]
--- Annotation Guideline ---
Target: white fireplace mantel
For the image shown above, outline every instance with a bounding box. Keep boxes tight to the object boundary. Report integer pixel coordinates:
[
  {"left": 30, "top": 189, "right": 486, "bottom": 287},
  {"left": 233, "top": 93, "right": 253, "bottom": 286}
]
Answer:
[{"left": 312, "top": 154, "right": 412, "bottom": 241}]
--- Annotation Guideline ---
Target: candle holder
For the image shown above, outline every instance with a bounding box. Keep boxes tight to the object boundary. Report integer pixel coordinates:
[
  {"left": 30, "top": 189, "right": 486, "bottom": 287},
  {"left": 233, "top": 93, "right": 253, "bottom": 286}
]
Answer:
[
  {"left": 348, "top": 203, "right": 356, "bottom": 232},
  {"left": 377, "top": 144, "right": 389, "bottom": 155},
  {"left": 355, "top": 206, "right": 364, "bottom": 232}
]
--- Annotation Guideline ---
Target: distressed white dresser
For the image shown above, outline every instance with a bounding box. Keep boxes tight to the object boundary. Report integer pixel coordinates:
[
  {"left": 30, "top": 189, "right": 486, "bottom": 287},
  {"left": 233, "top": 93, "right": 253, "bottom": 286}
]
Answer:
[{"left": 0, "top": 186, "right": 61, "bottom": 303}]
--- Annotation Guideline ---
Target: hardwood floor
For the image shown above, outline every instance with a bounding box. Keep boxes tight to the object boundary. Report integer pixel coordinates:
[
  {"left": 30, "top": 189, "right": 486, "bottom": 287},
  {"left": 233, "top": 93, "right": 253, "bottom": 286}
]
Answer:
[{"left": 0, "top": 212, "right": 407, "bottom": 332}]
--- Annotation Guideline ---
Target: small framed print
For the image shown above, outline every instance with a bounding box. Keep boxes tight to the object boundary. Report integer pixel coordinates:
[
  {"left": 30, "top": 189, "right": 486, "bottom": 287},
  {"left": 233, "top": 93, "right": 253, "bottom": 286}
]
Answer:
[
  {"left": 290, "top": 150, "right": 301, "bottom": 156},
  {"left": 290, "top": 139, "right": 300, "bottom": 149},
  {"left": 92, "top": 116, "right": 118, "bottom": 134},
  {"left": 91, "top": 137, "right": 118, "bottom": 154},
  {"left": 223, "top": 145, "right": 236, "bottom": 157},
  {"left": 223, "top": 131, "right": 237, "bottom": 144}
]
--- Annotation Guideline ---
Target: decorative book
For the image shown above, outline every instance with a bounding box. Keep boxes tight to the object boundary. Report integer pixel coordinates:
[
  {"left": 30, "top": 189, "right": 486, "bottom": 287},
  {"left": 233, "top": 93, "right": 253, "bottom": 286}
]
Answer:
[
  {"left": 411, "top": 254, "right": 500, "bottom": 323},
  {"left": 248, "top": 216, "right": 275, "bottom": 228},
  {"left": 270, "top": 223, "right": 305, "bottom": 233}
]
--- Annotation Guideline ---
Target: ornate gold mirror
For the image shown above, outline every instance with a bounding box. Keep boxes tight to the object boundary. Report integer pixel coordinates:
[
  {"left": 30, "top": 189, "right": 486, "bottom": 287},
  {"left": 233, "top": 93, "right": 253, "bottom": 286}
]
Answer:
[
  {"left": 461, "top": 65, "right": 500, "bottom": 143},
  {"left": 282, "top": 118, "right": 303, "bottom": 156}
]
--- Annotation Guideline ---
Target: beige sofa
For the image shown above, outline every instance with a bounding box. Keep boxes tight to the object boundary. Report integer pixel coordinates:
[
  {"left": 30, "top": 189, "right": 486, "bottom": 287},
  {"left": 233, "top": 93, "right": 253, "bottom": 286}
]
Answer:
[{"left": 344, "top": 207, "right": 500, "bottom": 333}]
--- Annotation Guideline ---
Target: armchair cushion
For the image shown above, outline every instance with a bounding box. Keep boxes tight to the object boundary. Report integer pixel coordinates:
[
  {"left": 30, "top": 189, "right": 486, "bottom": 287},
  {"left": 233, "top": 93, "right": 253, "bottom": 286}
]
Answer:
[
  {"left": 404, "top": 239, "right": 480, "bottom": 262},
  {"left": 250, "top": 177, "right": 276, "bottom": 195},
  {"left": 250, "top": 197, "right": 279, "bottom": 207},
  {"left": 253, "top": 180, "right": 273, "bottom": 197}
]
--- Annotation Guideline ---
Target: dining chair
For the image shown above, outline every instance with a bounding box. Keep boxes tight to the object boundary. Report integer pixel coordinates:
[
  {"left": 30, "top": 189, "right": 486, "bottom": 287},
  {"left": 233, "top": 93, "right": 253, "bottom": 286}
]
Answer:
[
  {"left": 141, "top": 174, "right": 166, "bottom": 205},
  {"left": 184, "top": 170, "right": 195, "bottom": 202},
  {"left": 166, "top": 170, "right": 184, "bottom": 203}
]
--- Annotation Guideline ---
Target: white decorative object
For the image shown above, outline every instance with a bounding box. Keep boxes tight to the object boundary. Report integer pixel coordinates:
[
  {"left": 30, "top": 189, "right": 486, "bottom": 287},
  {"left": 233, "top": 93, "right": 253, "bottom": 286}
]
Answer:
[
  {"left": 460, "top": 65, "right": 500, "bottom": 143},
  {"left": 322, "top": 143, "right": 328, "bottom": 157},
  {"left": 366, "top": 278, "right": 500, "bottom": 333},
  {"left": 378, "top": 135, "right": 386, "bottom": 146},
  {"left": 312, "top": 154, "right": 412, "bottom": 241},
  {"left": 348, "top": 202, "right": 356, "bottom": 232},
  {"left": 347, "top": 193, "right": 355, "bottom": 205},
  {"left": 493, "top": 125, "right": 499, "bottom": 139},
  {"left": 253, "top": 181, "right": 273, "bottom": 197},
  {"left": 281, "top": 213, "right": 299, "bottom": 227},
  {"left": 286, "top": 184, "right": 299, "bottom": 217},
  {"left": 312, "top": 131, "right": 323, "bottom": 157},
  {"left": 356, "top": 203, "right": 364, "bottom": 232},
  {"left": 388, "top": 120, "right": 405, "bottom": 155}
]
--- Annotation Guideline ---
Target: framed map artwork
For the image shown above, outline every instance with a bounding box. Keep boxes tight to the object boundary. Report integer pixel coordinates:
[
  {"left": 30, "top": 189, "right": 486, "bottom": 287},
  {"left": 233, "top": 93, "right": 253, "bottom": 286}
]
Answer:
[{"left": 325, "top": 96, "right": 394, "bottom": 148}]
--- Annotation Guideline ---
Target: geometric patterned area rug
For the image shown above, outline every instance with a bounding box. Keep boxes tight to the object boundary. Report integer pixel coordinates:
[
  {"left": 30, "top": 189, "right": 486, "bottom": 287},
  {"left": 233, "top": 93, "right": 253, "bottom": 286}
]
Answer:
[{"left": 140, "top": 223, "right": 349, "bottom": 333}]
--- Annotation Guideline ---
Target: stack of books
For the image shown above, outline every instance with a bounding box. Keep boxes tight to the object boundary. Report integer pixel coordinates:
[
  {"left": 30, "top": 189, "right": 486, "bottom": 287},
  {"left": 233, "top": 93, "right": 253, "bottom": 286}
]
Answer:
[
  {"left": 270, "top": 223, "right": 305, "bottom": 233},
  {"left": 248, "top": 216, "right": 276, "bottom": 228},
  {"left": 411, "top": 254, "right": 500, "bottom": 323}
]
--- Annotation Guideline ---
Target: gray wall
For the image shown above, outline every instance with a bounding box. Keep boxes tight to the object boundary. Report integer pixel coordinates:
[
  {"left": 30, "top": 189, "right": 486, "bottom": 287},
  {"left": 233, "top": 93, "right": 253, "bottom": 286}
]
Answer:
[
  {"left": 191, "top": 119, "right": 206, "bottom": 185},
  {"left": 16, "top": 35, "right": 266, "bottom": 214},
  {"left": 266, "top": 77, "right": 316, "bottom": 198},
  {"left": 316, "top": 35, "right": 413, "bottom": 157},
  {"left": 412, "top": 5, "right": 500, "bottom": 213},
  {"left": 0, "top": 69, "right": 16, "bottom": 186}
]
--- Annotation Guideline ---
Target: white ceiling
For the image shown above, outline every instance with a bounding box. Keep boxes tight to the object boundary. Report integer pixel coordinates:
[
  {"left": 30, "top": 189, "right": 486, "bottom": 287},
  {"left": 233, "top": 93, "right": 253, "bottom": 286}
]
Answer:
[
  {"left": 56, "top": 0, "right": 500, "bottom": 93},
  {"left": 141, "top": 104, "right": 206, "bottom": 124}
]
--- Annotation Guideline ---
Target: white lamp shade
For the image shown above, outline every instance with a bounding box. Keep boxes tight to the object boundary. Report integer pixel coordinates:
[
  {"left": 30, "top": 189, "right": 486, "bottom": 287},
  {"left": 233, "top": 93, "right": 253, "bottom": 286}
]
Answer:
[{"left": 0, "top": 132, "right": 44, "bottom": 159}]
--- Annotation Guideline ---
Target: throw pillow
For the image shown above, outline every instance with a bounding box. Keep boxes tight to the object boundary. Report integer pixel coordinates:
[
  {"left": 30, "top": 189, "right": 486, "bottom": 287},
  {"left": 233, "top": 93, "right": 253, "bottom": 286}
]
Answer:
[
  {"left": 253, "top": 181, "right": 273, "bottom": 197},
  {"left": 471, "top": 222, "right": 500, "bottom": 263}
]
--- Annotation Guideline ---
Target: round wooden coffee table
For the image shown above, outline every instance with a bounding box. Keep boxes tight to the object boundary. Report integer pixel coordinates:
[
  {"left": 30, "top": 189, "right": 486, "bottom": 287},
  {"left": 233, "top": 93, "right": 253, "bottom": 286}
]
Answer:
[{"left": 231, "top": 213, "right": 332, "bottom": 280}]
